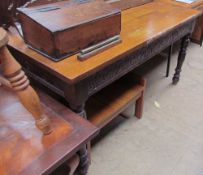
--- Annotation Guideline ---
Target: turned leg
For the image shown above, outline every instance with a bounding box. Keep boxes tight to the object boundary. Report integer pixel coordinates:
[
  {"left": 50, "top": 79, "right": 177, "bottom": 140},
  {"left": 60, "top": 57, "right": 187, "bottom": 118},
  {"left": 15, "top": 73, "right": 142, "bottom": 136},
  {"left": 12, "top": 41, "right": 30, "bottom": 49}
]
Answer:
[
  {"left": 0, "top": 28, "right": 51, "bottom": 135},
  {"left": 77, "top": 146, "right": 89, "bottom": 175},
  {"left": 172, "top": 34, "right": 190, "bottom": 84},
  {"left": 69, "top": 104, "right": 89, "bottom": 175}
]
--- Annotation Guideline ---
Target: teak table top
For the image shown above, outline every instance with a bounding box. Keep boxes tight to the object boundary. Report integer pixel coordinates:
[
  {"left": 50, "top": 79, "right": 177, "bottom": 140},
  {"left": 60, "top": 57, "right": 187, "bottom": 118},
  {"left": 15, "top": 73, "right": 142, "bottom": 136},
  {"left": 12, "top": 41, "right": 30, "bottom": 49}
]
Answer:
[
  {"left": 155, "top": 0, "right": 203, "bottom": 9},
  {"left": 8, "top": 2, "right": 200, "bottom": 84},
  {"left": 0, "top": 86, "right": 99, "bottom": 175}
]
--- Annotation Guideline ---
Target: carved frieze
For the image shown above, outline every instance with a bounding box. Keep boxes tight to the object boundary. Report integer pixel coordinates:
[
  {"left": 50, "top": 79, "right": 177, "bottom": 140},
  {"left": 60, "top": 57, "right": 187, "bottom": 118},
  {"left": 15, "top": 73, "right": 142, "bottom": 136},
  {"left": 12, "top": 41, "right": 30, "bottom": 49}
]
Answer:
[{"left": 87, "top": 20, "right": 195, "bottom": 96}]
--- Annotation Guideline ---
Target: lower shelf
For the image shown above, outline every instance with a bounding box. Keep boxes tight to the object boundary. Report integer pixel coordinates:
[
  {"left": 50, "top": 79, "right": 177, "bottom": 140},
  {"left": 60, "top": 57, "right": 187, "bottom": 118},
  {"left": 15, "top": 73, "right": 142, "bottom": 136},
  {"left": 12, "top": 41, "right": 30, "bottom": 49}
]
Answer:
[{"left": 86, "top": 73, "right": 146, "bottom": 129}]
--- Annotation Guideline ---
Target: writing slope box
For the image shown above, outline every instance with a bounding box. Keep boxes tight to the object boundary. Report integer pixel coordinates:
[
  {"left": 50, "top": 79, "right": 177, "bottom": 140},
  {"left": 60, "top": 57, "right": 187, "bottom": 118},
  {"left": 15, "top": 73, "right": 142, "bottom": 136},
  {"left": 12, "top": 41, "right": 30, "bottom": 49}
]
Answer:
[{"left": 17, "top": 0, "right": 121, "bottom": 61}]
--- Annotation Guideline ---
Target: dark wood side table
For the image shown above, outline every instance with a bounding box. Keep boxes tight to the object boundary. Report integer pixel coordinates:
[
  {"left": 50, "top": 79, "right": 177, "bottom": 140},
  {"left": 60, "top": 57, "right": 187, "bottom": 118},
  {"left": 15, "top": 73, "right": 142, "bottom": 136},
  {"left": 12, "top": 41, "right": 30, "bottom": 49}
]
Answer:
[
  {"left": 7, "top": 2, "right": 200, "bottom": 172},
  {"left": 0, "top": 86, "right": 99, "bottom": 175},
  {"left": 155, "top": 0, "right": 203, "bottom": 45}
]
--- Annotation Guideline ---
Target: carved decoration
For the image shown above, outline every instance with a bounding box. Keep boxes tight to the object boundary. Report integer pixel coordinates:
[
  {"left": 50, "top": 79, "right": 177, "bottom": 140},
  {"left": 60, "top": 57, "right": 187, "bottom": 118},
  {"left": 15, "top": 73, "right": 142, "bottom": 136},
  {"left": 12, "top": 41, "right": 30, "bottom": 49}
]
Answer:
[
  {"left": 87, "top": 20, "right": 195, "bottom": 96},
  {"left": 76, "top": 146, "right": 89, "bottom": 175}
]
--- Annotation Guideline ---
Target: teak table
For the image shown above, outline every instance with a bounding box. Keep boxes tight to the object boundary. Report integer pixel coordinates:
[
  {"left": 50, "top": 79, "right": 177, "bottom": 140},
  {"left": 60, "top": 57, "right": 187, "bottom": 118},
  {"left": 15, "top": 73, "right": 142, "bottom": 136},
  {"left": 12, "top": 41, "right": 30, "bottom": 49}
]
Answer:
[{"left": 7, "top": 2, "right": 200, "bottom": 173}]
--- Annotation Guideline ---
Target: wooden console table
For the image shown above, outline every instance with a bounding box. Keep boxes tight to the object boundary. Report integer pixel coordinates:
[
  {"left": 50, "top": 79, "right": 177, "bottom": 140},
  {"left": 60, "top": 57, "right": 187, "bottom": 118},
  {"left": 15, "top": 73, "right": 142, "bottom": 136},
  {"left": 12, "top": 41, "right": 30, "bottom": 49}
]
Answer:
[{"left": 7, "top": 2, "right": 200, "bottom": 174}]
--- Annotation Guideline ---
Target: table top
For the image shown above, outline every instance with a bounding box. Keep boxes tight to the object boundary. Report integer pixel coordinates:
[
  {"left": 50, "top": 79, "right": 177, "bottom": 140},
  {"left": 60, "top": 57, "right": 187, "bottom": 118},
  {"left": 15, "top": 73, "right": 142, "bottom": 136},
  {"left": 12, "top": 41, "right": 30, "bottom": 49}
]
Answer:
[
  {"left": 155, "top": 0, "right": 203, "bottom": 9},
  {"left": 8, "top": 2, "right": 200, "bottom": 84},
  {"left": 0, "top": 86, "right": 99, "bottom": 175}
]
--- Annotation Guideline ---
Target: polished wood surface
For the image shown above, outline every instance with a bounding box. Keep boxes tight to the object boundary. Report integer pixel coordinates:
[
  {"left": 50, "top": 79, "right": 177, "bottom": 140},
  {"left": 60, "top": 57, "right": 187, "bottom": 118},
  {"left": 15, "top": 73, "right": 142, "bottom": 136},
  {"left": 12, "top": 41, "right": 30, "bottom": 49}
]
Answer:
[
  {"left": 7, "top": 5, "right": 200, "bottom": 173},
  {"left": 0, "top": 28, "right": 51, "bottom": 135},
  {"left": 155, "top": 0, "right": 203, "bottom": 8},
  {"left": 8, "top": 2, "right": 200, "bottom": 83},
  {"left": 86, "top": 73, "right": 146, "bottom": 128},
  {"left": 0, "top": 86, "right": 99, "bottom": 175},
  {"left": 3, "top": 2, "right": 200, "bottom": 175},
  {"left": 8, "top": 1, "right": 200, "bottom": 131},
  {"left": 155, "top": 0, "right": 203, "bottom": 45}
]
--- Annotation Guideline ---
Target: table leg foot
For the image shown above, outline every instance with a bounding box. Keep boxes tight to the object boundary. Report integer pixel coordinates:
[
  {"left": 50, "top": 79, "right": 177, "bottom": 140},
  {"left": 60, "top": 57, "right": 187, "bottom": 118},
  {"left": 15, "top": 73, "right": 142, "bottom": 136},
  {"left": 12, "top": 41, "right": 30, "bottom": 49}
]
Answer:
[{"left": 172, "top": 34, "right": 190, "bottom": 85}]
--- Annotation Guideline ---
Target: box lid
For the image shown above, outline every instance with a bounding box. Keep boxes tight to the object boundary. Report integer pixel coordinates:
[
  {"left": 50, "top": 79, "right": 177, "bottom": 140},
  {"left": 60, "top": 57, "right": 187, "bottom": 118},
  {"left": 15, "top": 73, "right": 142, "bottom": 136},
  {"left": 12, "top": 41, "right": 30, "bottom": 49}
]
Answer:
[{"left": 18, "top": 0, "right": 120, "bottom": 32}]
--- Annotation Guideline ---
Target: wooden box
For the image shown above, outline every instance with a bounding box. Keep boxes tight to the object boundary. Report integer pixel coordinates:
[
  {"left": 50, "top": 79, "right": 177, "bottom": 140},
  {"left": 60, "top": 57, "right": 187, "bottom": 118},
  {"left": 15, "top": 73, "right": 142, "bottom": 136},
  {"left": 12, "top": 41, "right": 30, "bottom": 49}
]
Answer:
[{"left": 17, "top": 0, "right": 121, "bottom": 61}]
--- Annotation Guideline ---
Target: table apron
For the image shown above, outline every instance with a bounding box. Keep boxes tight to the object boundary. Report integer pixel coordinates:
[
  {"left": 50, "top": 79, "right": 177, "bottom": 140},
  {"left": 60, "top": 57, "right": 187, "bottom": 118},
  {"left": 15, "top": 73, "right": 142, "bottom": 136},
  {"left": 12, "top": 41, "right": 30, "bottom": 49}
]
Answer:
[
  {"left": 9, "top": 19, "right": 195, "bottom": 107},
  {"left": 86, "top": 19, "right": 195, "bottom": 96}
]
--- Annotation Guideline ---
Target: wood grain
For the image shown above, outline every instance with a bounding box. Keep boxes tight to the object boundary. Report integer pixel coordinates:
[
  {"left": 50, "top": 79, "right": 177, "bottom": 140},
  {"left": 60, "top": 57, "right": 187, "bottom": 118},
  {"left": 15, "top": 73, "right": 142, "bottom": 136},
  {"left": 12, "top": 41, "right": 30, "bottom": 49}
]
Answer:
[
  {"left": 155, "top": 0, "right": 203, "bottom": 8},
  {"left": 155, "top": 0, "right": 203, "bottom": 44},
  {"left": 0, "top": 86, "right": 99, "bottom": 175},
  {"left": 17, "top": 0, "right": 121, "bottom": 61}
]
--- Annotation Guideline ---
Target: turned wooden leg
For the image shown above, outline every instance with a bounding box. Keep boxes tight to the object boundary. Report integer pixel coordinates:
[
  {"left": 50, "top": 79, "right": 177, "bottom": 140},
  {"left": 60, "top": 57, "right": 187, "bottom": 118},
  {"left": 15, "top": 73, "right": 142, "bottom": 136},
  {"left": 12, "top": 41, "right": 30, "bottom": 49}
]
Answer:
[
  {"left": 69, "top": 104, "right": 89, "bottom": 175},
  {"left": 0, "top": 28, "right": 51, "bottom": 135},
  {"left": 77, "top": 146, "right": 89, "bottom": 175},
  {"left": 173, "top": 34, "right": 190, "bottom": 84}
]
